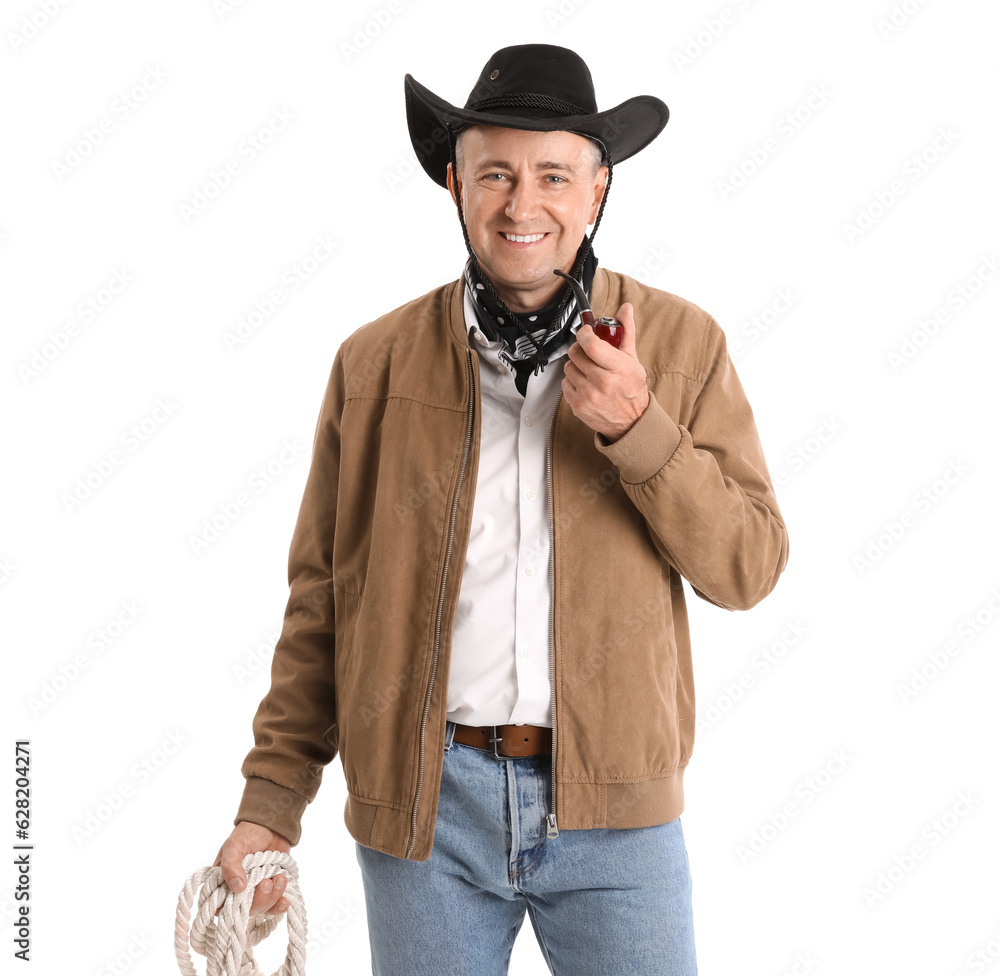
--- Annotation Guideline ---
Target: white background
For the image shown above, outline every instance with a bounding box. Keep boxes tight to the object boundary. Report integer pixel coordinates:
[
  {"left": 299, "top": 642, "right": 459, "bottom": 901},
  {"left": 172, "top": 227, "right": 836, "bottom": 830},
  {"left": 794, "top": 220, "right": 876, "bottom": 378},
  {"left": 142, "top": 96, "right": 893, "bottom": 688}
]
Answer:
[{"left": 3, "top": 0, "right": 999, "bottom": 973}]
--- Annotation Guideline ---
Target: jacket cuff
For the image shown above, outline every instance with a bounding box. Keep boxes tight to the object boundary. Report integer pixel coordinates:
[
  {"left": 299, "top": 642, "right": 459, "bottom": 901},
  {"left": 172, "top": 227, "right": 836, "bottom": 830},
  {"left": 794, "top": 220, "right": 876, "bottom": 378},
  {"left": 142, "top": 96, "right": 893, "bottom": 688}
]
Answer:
[
  {"left": 594, "top": 389, "right": 682, "bottom": 484},
  {"left": 234, "top": 776, "right": 308, "bottom": 847}
]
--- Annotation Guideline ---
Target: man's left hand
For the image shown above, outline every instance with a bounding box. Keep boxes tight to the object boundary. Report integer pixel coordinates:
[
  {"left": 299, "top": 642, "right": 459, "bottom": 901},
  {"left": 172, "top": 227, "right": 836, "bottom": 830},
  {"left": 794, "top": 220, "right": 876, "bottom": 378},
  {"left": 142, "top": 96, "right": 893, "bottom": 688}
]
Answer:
[{"left": 562, "top": 302, "right": 650, "bottom": 442}]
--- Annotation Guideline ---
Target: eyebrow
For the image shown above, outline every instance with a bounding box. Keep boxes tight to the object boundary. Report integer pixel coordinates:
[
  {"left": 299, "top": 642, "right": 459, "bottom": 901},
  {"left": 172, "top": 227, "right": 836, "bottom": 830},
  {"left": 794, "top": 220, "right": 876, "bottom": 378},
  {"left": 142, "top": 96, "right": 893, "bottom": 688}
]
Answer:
[{"left": 477, "top": 159, "right": 575, "bottom": 172}]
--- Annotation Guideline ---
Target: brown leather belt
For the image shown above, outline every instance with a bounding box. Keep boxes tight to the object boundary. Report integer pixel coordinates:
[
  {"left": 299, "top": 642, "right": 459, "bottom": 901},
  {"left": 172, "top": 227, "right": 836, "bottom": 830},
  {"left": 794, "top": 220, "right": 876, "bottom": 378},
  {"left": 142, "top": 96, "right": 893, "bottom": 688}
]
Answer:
[{"left": 452, "top": 723, "right": 552, "bottom": 758}]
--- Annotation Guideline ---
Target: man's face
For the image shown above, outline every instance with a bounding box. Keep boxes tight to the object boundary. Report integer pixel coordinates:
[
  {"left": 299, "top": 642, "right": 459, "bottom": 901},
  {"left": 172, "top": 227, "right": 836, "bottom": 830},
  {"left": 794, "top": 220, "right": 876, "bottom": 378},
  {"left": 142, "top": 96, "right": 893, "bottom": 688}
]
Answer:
[{"left": 446, "top": 125, "right": 607, "bottom": 313}]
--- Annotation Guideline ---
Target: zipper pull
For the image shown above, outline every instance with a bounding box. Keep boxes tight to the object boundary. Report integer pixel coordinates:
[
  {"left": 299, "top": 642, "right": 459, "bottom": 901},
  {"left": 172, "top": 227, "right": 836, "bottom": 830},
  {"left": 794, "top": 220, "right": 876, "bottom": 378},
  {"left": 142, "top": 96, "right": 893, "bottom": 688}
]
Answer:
[{"left": 546, "top": 813, "right": 559, "bottom": 838}]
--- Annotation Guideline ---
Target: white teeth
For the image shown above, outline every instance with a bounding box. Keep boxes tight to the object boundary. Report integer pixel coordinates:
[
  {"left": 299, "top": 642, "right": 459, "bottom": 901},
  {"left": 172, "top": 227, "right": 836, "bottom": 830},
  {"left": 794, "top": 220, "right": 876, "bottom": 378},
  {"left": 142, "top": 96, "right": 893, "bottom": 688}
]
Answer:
[{"left": 504, "top": 233, "right": 545, "bottom": 242}]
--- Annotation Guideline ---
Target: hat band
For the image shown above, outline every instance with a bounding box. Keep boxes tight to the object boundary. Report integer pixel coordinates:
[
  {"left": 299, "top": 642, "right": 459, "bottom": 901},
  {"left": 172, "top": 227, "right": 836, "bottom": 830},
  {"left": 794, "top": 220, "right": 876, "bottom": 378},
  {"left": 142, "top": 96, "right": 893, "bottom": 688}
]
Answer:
[{"left": 467, "top": 91, "right": 590, "bottom": 116}]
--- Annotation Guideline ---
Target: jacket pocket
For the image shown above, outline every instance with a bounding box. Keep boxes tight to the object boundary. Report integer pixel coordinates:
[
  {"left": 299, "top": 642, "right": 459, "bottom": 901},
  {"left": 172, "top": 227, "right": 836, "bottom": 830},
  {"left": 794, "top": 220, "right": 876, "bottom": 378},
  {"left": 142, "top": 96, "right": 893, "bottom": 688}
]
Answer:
[
  {"left": 333, "top": 581, "right": 427, "bottom": 806},
  {"left": 333, "top": 584, "right": 360, "bottom": 768}
]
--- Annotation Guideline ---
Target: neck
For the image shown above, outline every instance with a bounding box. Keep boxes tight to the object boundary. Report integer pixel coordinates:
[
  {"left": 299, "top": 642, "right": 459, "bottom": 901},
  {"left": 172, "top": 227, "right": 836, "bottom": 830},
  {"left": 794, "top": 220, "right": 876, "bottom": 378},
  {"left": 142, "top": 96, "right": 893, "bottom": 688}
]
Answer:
[{"left": 490, "top": 279, "right": 564, "bottom": 314}]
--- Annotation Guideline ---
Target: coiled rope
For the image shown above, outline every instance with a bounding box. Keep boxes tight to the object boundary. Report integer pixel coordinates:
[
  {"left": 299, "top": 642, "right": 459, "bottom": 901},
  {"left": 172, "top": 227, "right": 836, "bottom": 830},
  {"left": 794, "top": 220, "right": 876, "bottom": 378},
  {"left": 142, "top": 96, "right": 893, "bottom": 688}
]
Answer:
[{"left": 174, "top": 850, "right": 307, "bottom": 976}]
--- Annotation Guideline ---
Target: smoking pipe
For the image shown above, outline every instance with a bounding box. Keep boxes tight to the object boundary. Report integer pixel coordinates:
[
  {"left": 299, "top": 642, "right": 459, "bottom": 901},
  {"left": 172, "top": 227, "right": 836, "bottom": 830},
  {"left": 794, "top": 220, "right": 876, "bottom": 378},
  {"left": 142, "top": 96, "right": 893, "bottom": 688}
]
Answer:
[{"left": 552, "top": 269, "right": 623, "bottom": 348}]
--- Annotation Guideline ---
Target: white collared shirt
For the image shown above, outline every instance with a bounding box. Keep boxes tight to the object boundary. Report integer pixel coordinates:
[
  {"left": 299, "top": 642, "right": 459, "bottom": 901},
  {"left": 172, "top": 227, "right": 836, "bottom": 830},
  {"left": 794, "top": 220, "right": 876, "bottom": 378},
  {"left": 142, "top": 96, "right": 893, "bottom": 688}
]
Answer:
[{"left": 445, "top": 287, "right": 581, "bottom": 729}]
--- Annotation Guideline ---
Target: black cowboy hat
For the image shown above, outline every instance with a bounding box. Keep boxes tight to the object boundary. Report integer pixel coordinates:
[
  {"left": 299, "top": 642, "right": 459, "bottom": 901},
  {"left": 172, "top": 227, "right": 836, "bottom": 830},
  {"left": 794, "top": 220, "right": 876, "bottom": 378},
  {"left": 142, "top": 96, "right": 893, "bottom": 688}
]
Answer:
[{"left": 404, "top": 43, "right": 669, "bottom": 188}]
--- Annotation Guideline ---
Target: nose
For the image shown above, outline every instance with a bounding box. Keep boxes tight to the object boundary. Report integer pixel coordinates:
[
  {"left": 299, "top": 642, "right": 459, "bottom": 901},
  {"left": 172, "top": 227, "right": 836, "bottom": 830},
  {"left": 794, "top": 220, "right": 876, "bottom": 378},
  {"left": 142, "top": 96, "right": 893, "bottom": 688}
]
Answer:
[{"left": 504, "top": 178, "right": 542, "bottom": 223}]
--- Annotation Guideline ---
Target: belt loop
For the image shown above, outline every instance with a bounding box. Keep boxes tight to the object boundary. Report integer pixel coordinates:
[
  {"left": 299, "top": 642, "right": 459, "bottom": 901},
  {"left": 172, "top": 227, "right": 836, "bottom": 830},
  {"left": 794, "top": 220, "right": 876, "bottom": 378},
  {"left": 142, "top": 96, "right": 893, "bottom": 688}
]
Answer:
[{"left": 445, "top": 720, "right": 456, "bottom": 751}]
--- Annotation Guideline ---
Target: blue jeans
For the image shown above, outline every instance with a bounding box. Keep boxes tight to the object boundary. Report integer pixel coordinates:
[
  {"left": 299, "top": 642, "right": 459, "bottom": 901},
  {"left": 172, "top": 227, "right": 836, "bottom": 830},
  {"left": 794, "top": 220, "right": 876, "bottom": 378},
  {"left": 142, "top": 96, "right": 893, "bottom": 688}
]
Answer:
[{"left": 355, "top": 720, "right": 698, "bottom": 975}]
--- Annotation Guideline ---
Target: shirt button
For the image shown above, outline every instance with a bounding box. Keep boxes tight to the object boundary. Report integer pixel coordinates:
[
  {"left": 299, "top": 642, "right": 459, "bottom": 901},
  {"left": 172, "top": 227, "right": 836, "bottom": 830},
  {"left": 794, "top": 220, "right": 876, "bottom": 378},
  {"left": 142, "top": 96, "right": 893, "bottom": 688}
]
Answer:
[
  {"left": 474, "top": 330, "right": 485, "bottom": 343},
  {"left": 496, "top": 363, "right": 507, "bottom": 373},
  {"left": 526, "top": 489, "right": 536, "bottom": 501},
  {"left": 525, "top": 565, "right": 535, "bottom": 576},
  {"left": 522, "top": 647, "right": 533, "bottom": 658},
  {"left": 524, "top": 416, "right": 534, "bottom": 426}
]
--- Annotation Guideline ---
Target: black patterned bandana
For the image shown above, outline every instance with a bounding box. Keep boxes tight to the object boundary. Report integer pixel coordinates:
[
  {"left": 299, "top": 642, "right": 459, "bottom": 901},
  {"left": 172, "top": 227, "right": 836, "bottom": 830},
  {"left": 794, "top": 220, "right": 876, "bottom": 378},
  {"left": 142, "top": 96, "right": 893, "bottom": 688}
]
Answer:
[{"left": 463, "top": 247, "right": 598, "bottom": 398}]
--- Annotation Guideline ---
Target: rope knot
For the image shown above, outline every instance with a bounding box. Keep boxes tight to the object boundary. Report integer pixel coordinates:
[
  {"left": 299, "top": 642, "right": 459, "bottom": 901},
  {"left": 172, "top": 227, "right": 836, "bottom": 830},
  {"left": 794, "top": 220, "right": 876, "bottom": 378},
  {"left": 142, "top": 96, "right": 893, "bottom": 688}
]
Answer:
[{"left": 175, "top": 850, "right": 307, "bottom": 976}]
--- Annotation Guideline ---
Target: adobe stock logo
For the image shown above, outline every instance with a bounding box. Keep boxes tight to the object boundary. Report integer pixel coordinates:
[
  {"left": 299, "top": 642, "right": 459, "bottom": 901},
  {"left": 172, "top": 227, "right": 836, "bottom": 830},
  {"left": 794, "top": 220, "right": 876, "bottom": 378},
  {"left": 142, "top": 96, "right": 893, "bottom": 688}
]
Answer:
[
  {"left": 853, "top": 460, "right": 970, "bottom": 575},
  {"left": 340, "top": 2, "right": 404, "bottom": 63},
  {"left": 223, "top": 235, "right": 339, "bottom": 351},
  {"left": 672, "top": 0, "right": 757, "bottom": 72},
  {"left": 842, "top": 127, "right": 959, "bottom": 244},
  {"left": 214, "top": 0, "right": 250, "bottom": 19},
  {"left": 178, "top": 108, "right": 295, "bottom": 223},
  {"left": 26, "top": 600, "right": 144, "bottom": 716},
  {"left": 716, "top": 87, "right": 833, "bottom": 201},
  {"left": 886, "top": 254, "right": 999, "bottom": 371},
  {"left": 51, "top": 66, "right": 169, "bottom": 182},
  {"left": 61, "top": 398, "right": 179, "bottom": 514},
  {"left": 737, "top": 749, "right": 853, "bottom": 864},
  {"left": 876, "top": 0, "right": 936, "bottom": 39},
  {"left": 896, "top": 589, "right": 1000, "bottom": 705},
  {"left": 862, "top": 791, "right": 980, "bottom": 907},
  {"left": 7, "top": 0, "right": 72, "bottom": 54},
  {"left": 728, "top": 287, "right": 798, "bottom": 360},
  {"left": 188, "top": 439, "right": 306, "bottom": 555},
  {"left": 696, "top": 619, "right": 808, "bottom": 734},
  {"left": 19, "top": 269, "right": 135, "bottom": 384},
  {"left": 544, "top": 0, "right": 590, "bottom": 28}
]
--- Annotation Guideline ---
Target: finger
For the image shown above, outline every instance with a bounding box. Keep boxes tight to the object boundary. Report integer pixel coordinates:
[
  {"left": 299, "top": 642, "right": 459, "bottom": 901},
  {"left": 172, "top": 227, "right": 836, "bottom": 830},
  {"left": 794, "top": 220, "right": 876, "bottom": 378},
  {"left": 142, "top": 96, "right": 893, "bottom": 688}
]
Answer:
[
  {"left": 265, "top": 876, "right": 290, "bottom": 916},
  {"left": 213, "top": 854, "right": 247, "bottom": 918},
  {"left": 574, "top": 324, "right": 613, "bottom": 369},
  {"left": 251, "top": 874, "right": 290, "bottom": 916},
  {"left": 214, "top": 872, "right": 288, "bottom": 918},
  {"left": 249, "top": 878, "right": 274, "bottom": 916}
]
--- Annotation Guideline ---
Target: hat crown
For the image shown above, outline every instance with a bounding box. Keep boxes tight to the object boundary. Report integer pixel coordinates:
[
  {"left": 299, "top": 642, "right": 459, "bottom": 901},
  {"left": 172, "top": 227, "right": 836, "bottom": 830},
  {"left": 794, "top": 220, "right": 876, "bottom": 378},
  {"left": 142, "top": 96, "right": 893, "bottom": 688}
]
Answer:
[
  {"left": 403, "top": 44, "right": 669, "bottom": 188},
  {"left": 463, "top": 44, "right": 598, "bottom": 119}
]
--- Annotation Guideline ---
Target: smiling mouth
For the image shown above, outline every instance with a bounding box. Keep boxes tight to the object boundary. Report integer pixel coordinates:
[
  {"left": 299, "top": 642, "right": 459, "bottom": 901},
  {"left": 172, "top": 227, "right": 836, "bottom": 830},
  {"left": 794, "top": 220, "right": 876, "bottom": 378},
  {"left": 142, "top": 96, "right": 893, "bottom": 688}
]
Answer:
[{"left": 500, "top": 232, "right": 548, "bottom": 243}]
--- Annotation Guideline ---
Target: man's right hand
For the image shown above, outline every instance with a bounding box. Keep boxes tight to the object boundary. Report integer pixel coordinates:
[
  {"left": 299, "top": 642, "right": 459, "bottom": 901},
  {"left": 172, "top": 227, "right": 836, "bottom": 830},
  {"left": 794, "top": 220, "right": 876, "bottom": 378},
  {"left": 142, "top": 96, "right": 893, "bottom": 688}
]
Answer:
[{"left": 213, "top": 821, "right": 293, "bottom": 918}]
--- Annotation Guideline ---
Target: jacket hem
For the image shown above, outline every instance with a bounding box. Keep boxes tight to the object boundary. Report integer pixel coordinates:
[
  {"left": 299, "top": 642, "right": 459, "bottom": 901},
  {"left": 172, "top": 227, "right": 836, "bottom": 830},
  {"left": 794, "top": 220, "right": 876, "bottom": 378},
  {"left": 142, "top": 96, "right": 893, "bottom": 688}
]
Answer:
[
  {"left": 344, "top": 789, "right": 430, "bottom": 860},
  {"left": 559, "top": 763, "right": 688, "bottom": 830},
  {"left": 342, "top": 764, "right": 688, "bottom": 862}
]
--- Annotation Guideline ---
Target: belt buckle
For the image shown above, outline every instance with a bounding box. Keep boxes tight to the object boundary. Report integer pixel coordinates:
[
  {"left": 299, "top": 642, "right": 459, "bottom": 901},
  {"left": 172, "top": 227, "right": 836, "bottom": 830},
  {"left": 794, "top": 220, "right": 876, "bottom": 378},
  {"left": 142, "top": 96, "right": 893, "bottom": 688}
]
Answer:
[{"left": 489, "top": 725, "right": 507, "bottom": 760}]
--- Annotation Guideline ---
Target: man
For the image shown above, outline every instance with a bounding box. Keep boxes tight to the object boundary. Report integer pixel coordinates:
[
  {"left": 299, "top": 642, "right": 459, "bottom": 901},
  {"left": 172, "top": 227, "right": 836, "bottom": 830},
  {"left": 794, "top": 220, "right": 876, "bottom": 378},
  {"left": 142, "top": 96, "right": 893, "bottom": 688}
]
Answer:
[{"left": 214, "top": 44, "right": 788, "bottom": 973}]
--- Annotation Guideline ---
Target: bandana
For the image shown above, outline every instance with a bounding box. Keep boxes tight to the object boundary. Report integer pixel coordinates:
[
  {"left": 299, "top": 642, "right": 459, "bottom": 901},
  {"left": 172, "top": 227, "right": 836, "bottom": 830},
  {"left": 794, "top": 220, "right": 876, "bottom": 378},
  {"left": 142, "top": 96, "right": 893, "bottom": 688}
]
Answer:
[{"left": 463, "top": 248, "right": 599, "bottom": 398}]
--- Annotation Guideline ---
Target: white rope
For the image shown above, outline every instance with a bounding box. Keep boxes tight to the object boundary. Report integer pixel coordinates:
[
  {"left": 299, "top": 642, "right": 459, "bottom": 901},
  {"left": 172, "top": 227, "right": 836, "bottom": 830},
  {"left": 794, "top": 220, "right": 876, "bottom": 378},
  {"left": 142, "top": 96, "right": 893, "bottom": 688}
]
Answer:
[{"left": 174, "top": 850, "right": 307, "bottom": 976}]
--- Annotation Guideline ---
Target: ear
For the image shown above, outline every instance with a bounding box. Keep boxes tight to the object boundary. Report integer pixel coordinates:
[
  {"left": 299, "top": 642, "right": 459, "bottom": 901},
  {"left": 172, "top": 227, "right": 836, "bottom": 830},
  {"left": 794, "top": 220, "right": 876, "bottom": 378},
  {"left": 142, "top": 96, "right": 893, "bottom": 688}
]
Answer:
[
  {"left": 446, "top": 162, "right": 462, "bottom": 208},
  {"left": 588, "top": 165, "right": 608, "bottom": 224}
]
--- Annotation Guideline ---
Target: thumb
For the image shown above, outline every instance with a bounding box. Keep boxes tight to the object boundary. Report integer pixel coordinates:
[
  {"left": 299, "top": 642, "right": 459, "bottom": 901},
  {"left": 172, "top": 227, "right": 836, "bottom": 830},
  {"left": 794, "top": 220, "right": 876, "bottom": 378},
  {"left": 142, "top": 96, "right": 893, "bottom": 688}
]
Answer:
[
  {"left": 616, "top": 302, "right": 636, "bottom": 356},
  {"left": 217, "top": 822, "right": 278, "bottom": 894},
  {"left": 217, "top": 844, "right": 247, "bottom": 894}
]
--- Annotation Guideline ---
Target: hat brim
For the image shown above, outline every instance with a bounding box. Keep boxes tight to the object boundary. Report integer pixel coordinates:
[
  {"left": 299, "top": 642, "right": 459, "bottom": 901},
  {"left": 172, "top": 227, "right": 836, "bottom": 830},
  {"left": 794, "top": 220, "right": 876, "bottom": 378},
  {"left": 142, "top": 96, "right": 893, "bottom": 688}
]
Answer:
[{"left": 404, "top": 74, "right": 669, "bottom": 189}]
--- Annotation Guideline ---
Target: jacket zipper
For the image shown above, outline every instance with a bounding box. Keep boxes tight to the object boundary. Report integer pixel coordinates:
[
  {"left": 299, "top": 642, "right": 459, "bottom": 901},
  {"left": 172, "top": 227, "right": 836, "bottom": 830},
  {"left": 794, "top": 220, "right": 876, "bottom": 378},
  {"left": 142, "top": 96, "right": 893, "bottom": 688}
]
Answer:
[
  {"left": 406, "top": 346, "right": 476, "bottom": 860},
  {"left": 545, "top": 388, "right": 562, "bottom": 839}
]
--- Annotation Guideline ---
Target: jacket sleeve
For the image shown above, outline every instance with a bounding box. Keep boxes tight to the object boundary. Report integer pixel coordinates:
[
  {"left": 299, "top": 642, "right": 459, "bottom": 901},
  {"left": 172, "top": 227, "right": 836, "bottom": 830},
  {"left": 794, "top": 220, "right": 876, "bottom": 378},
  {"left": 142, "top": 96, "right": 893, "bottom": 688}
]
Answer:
[
  {"left": 233, "top": 347, "right": 346, "bottom": 846},
  {"left": 593, "top": 314, "right": 788, "bottom": 612}
]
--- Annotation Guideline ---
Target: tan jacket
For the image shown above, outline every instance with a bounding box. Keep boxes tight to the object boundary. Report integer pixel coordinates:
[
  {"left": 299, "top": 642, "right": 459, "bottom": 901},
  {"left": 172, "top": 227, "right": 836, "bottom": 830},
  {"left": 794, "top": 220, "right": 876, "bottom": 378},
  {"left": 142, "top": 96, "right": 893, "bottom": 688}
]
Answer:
[{"left": 235, "top": 267, "right": 789, "bottom": 861}]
